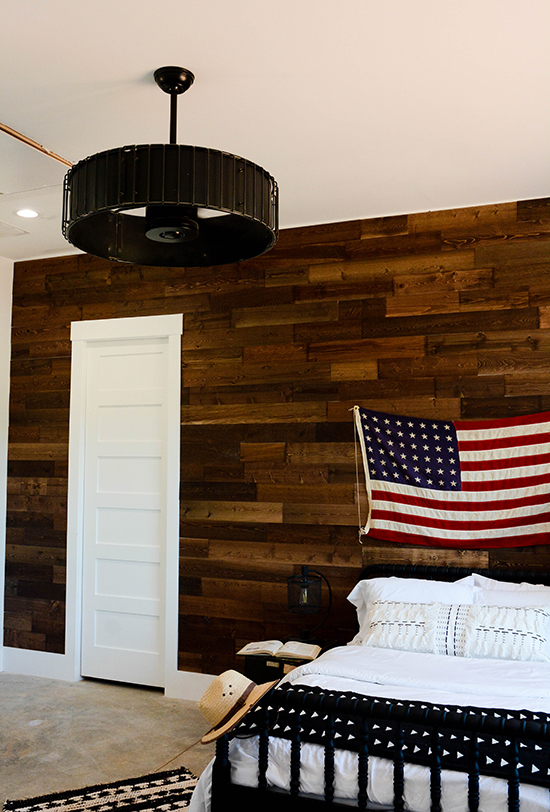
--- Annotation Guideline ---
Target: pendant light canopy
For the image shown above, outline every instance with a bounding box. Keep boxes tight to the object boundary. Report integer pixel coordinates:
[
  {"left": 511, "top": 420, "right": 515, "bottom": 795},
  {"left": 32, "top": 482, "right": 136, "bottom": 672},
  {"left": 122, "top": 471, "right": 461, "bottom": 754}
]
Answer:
[{"left": 62, "top": 67, "right": 279, "bottom": 267}]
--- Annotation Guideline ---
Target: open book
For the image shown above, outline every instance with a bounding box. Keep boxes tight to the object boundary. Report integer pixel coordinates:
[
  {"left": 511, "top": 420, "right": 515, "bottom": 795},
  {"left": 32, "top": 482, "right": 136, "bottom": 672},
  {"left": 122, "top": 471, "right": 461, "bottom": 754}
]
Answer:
[{"left": 237, "top": 639, "right": 321, "bottom": 660}]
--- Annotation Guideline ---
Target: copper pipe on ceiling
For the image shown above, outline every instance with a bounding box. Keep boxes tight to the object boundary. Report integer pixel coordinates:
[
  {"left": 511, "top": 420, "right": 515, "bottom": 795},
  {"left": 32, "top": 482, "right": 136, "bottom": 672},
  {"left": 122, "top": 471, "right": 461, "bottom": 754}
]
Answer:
[{"left": 0, "top": 121, "right": 73, "bottom": 167}]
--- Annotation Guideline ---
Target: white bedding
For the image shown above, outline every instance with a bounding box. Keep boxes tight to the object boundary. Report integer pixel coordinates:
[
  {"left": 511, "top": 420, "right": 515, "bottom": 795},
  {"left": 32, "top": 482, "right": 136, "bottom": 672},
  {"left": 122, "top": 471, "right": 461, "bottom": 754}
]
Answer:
[
  {"left": 189, "top": 645, "right": 550, "bottom": 812},
  {"left": 284, "top": 645, "right": 550, "bottom": 700}
]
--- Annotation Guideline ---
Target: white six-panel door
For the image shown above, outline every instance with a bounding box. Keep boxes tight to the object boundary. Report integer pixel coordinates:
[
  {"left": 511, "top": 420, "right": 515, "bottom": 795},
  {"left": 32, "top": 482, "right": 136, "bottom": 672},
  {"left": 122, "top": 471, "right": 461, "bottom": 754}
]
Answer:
[{"left": 80, "top": 333, "right": 175, "bottom": 687}]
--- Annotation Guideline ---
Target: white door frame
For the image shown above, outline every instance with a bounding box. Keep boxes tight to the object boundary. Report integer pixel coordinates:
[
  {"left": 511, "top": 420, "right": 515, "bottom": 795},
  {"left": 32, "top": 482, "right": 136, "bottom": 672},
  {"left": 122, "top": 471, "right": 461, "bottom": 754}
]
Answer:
[
  {"left": 3, "top": 313, "right": 212, "bottom": 699},
  {"left": 65, "top": 314, "right": 193, "bottom": 696}
]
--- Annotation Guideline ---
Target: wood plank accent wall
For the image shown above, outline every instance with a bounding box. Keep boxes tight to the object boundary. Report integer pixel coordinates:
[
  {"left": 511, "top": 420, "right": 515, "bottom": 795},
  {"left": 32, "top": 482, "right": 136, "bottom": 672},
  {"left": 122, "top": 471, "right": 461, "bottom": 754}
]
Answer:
[{"left": 5, "top": 198, "right": 550, "bottom": 674}]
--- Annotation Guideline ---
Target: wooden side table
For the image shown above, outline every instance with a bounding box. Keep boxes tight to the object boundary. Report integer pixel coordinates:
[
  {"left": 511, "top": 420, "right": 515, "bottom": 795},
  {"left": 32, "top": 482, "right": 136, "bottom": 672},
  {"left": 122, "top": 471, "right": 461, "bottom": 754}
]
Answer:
[{"left": 242, "top": 653, "right": 312, "bottom": 683}]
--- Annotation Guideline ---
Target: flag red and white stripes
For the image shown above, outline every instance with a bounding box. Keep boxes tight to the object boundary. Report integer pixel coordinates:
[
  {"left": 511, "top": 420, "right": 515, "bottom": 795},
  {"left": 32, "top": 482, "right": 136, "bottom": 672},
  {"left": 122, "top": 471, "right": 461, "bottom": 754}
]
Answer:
[{"left": 354, "top": 406, "right": 550, "bottom": 548}]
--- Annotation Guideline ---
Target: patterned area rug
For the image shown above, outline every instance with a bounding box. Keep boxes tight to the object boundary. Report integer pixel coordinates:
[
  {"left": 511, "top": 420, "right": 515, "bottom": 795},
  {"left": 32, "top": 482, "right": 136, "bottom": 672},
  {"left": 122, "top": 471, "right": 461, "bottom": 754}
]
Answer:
[{"left": 3, "top": 767, "right": 198, "bottom": 812}]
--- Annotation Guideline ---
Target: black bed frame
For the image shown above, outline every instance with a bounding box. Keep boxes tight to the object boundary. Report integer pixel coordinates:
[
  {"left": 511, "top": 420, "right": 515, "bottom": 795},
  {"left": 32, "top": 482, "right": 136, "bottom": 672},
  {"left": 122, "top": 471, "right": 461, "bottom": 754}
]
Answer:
[{"left": 211, "top": 564, "right": 550, "bottom": 812}]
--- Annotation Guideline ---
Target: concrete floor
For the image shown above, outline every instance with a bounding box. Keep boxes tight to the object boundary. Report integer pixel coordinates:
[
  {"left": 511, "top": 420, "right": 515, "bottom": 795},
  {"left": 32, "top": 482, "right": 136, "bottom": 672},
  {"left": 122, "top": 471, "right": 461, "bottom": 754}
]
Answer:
[{"left": 0, "top": 673, "right": 216, "bottom": 807}]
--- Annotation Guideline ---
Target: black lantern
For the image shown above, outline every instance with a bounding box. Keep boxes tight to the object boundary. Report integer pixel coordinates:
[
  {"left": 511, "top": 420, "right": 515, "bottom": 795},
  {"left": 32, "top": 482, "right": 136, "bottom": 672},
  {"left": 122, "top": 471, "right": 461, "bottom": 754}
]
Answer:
[
  {"left": 287, "top": 566, "right": 332, "bottom": 642},
  {"left": 62, "top": 66, "right": 278, "bottom": 267}
]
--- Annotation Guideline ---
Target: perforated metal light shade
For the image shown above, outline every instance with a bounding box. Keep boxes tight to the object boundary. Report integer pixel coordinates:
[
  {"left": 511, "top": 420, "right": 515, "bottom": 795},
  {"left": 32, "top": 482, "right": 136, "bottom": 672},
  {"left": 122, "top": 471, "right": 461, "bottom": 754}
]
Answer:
[{"left": 62, "top": 143, "right": 278, "bottom": 267}]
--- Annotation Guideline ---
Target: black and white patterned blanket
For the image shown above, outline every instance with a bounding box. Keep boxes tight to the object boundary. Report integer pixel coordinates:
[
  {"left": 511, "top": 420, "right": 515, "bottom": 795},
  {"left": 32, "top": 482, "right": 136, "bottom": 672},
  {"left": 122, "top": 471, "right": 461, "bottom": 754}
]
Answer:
[
  {"left": 3, "top": 767, "right": 198, "bottom": 812},
  {"left": 235, "top": 684, "right": 550, "bottom": 789}
]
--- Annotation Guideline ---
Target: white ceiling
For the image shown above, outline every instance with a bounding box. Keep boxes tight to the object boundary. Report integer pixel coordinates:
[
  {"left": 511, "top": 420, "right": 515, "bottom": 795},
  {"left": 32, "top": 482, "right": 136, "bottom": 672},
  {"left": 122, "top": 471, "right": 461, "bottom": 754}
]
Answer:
[{"left": 1, "top": 0, "right": 549, "bottom": 262}]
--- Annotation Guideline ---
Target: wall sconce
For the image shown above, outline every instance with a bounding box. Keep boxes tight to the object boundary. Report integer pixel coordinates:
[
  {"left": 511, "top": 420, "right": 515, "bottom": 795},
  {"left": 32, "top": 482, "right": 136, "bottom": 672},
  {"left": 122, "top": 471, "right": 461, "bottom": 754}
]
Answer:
[{"left": 287, "top": 565, "right": 332, "bottom": 642}]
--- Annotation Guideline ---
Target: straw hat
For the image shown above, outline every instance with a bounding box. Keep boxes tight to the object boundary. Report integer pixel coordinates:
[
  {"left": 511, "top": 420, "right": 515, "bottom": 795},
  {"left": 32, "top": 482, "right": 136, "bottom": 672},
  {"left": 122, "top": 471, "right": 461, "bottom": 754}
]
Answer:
[{"left": 199, "top": 670, "right": 277, "bottom": 744}]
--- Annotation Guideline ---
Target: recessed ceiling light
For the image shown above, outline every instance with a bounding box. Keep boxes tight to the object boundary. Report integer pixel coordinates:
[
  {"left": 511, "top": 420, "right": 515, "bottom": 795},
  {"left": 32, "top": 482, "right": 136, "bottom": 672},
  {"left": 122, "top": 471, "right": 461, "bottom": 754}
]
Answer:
[{"left": 17, "top": 208, "right": 39, "bottom": 218}]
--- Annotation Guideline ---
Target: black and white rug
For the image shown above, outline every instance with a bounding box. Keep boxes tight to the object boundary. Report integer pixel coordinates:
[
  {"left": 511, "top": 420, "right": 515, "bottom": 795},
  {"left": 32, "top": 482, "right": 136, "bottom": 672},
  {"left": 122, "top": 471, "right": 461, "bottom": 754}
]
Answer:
[{"left": 3, "top": 767, "right": 198, "bottom": 812}]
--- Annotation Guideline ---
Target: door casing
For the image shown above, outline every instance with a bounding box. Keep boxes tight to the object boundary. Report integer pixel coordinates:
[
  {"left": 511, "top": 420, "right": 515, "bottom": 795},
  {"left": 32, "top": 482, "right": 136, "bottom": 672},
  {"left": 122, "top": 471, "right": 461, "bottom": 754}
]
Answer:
[{"left": 65, "top": 314, "right": 183, "bottom": 690}]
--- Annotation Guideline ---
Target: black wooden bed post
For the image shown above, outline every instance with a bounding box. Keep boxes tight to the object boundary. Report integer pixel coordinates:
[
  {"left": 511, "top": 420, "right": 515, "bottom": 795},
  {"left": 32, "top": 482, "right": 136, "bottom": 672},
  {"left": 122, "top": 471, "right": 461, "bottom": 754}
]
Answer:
[
  {"left": 324, "top": 709, "right": 336, "bottom": 804},
  {"left": 258, "top": 698, "right": 271, "bottom": 792},
  {"left": 357, "top": 715, "right": 370, "bottom": 810},
  {"left": 212, "top": 735, "right": 231, "bottom": 808},
  {"left": 507, "top": 739, "right": 520, "bottom": 812},
  {"left": 468, "top": 734, "right": 480, "bottom": 812},
  {"left": 290, "top": 707, "right": 302, "bottom": 798},
  {"left": 430, "top": 725, "right": 442, "bottom": 812},
  {"left": 393, "top": 721, "right": 405, "bottom": 811}
]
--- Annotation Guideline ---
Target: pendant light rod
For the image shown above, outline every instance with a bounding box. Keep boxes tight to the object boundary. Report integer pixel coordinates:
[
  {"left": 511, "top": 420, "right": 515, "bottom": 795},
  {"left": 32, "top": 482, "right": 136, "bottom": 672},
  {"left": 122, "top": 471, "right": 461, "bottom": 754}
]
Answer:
[
  {"left": 170, "top": 92, "right": 178, "bottom": 144},
  {"left": 153, "top": 66, "right": 195, "bottom": 145}
]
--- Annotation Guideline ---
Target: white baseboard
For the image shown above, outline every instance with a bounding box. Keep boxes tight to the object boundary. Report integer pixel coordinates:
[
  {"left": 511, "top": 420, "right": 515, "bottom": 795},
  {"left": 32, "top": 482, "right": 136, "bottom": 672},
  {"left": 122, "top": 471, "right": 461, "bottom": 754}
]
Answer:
[
  {"left": 1, "top": 646, "right": 213, "bottom": 701},
  {"left": 1, "top": 646, "right": 80, "bottom": 682},
  {"left": 164, "top": 669, "right": 214, "bottom": 701}
]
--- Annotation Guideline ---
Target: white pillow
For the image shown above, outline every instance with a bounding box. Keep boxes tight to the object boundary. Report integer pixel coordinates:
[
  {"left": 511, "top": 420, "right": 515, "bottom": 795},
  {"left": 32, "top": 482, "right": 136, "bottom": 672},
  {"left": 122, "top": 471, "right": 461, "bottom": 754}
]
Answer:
[
  {"left": 455, "top": 574, "right": 477, "bottom": 586},
  {"left": 475, "top": 590, "right": 550, "bottom": 608},
  {"left": 347, "top": 577, "right": 478, "bottom": 644},
  {"left": 470, "top": 573, "right": 550, "bottom": 593},
  {"left": 361, "top": 600, "right": 550, "bottom": 662},
  {"left": 456, "top": 573, "right": 550, "bottom": 607}
]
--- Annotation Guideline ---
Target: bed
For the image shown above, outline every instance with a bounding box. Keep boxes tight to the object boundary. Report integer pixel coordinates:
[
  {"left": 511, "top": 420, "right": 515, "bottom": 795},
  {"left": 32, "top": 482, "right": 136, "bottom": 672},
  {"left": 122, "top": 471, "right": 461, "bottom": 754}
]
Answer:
[{"left": 189, "top": 564, "right": 550, "bottom": 812}]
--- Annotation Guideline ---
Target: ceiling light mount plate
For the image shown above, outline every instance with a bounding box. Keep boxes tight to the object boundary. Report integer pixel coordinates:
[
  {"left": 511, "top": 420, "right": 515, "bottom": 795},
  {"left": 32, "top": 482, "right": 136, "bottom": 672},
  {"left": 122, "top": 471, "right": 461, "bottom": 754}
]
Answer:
[
  {"left": 61, "top": 65, "right": 278, "bottom": 268},
  {"left": 153, "top": 66, "right": 195, "bottom": 96}
]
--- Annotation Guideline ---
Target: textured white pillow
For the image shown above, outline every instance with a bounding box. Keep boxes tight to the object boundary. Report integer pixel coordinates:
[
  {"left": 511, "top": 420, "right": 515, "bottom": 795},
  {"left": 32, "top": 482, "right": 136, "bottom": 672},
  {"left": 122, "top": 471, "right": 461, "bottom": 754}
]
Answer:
[
  {"left": 347, "top": 577, "right": 478, "bottom": 644},
  {"left": 361, "top": 600, "right": 550, "bottom": 662}
]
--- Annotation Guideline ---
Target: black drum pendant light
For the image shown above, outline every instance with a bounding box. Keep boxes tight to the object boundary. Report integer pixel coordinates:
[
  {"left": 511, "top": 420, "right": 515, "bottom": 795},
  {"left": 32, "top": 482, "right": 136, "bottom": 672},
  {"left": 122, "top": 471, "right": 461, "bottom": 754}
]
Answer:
[{"left": 62, "top": 67, "right": 279, "bottom": 267}]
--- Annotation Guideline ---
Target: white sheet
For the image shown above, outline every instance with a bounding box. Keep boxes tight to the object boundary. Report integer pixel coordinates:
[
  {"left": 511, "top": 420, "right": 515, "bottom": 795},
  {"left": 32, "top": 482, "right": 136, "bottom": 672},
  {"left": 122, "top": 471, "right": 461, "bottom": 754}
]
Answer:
[
  {"left": 189, "top": 646, "right": 550, "bottom": 812},
  {"left": 283, "top": 645, "right": 550, "bottom": 705}
]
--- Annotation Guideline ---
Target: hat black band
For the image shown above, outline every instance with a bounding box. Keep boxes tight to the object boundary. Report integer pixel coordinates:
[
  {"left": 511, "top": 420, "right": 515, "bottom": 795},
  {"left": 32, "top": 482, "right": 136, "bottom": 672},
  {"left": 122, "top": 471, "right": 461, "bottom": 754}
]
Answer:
[{"left": 213, "top": 682, "right": 255, "bottom": 731}]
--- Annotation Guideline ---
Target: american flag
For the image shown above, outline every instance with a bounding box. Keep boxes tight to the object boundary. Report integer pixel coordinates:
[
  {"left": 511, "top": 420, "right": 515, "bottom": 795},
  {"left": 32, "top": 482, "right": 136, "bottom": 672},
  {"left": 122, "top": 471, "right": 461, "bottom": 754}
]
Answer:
[{"left": 354, "top": 406, "right": 550, "bottom": 548}]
